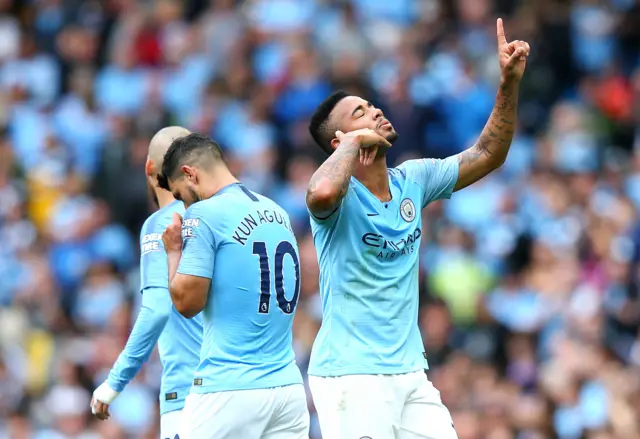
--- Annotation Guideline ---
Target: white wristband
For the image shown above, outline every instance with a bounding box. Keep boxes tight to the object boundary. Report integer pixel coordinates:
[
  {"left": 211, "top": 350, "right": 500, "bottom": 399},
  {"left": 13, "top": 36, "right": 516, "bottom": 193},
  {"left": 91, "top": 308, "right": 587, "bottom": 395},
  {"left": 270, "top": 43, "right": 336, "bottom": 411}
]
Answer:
[{"left": 93, "top": 382, "right": 120, "bottom": 405}]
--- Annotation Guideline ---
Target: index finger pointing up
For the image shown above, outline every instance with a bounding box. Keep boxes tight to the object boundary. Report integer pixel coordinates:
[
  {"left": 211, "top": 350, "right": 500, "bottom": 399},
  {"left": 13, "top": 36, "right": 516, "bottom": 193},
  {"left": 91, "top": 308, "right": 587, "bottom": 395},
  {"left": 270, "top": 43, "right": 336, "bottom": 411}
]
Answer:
[{"left": 497, "top": 18, "right": 507, "bottom": 46}]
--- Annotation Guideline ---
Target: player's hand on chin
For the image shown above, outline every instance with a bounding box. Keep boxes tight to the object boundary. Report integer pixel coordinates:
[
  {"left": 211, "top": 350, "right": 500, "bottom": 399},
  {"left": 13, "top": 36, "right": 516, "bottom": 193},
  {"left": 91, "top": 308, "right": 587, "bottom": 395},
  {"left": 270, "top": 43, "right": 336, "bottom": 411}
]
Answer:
[
  {"left": 335, "top": 129, "right": 390, "bottom": 167},
  {"left": 162, "top": 212, "right": 183, "bottom": 253},
  {"left": 496, "top": 17, "right": 530, "bottom": 85}
]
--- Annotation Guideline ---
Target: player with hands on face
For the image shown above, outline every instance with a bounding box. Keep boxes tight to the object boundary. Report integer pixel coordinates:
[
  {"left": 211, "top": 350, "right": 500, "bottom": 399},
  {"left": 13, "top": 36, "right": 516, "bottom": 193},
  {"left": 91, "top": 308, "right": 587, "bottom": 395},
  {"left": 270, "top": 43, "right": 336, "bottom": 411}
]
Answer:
[{"left": 304, "top": 18, "right": 529, "bottom": 439}]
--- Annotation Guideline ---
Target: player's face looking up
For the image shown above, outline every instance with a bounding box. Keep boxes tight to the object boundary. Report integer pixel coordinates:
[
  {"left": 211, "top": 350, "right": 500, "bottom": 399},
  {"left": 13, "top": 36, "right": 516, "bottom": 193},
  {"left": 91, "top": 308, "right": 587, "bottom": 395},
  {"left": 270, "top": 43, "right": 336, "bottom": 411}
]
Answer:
[{"left": 329, "top": 96, "right": 398, "bottom": 152}]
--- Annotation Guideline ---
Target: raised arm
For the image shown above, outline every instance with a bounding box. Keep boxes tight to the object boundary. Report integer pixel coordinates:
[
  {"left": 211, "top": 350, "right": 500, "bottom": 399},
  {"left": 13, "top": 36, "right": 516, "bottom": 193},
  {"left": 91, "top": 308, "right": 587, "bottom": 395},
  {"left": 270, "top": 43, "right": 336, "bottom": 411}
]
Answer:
[
  {"left": 454, "top": 18, "right": 530, "bottom": 192},
  {"left": 306, "top": 139, "right": 360, "bottom": 218},
  {"left": 163, "top": 211, "right": 211, "bottom": 318},
  {"left": 306, "top": 129, "right": 391, "bottom": 218}
]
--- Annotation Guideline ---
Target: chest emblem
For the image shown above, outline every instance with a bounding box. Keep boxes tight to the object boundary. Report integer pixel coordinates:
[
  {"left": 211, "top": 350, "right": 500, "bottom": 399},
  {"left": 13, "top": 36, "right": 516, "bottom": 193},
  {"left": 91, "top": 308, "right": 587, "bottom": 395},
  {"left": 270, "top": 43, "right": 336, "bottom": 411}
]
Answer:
[{"left": 400, "top": 198, "right": 416, "bottom": 222}]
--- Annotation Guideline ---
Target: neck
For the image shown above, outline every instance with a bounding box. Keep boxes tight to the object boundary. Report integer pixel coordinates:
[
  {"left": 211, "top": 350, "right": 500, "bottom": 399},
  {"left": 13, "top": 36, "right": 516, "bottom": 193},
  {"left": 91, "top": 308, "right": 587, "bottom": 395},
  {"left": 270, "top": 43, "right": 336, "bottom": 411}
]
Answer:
[
  {"left": 148, "top": 174, "right": 176, "bottom": 209},
  {"left": 155, "top": 187, "right": 176, "bottom": 209},
  {"left": 352, "top": 155, "right": 390, "bottom": 202},
  {"left": 200, "top": 166, "right": 240, "bottom": 200}
]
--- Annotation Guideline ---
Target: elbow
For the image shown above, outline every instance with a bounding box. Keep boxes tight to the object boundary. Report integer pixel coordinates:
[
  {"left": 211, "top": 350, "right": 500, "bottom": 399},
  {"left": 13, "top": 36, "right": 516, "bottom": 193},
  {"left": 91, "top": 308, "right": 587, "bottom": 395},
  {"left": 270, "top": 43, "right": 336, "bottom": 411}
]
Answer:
[
  {"left": 485, "top": 155, "right": 506, "bottom": 174},
  {"left": 169, "top": 284, "right": 202, "bottom": 319},
  {"left": 176, "top": 305, "right": 200, "bottom": 319},
  {"left": 306, "top": 182, "right": 340, "bottom": 213},
  {"left": 494, "top": 154, "right": 507, "bottom": 169},
  {"left": 173, "top": 296, "right": 201, "bottom": 319}
]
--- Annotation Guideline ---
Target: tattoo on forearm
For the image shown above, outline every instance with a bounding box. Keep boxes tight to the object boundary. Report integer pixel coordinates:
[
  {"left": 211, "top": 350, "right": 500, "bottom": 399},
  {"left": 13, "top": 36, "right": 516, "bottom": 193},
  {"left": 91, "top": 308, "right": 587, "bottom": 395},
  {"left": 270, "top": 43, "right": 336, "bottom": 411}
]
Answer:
[
  {"left": 458, "top": 82, "right": 518, "bottom": 181},
  {"left": 307, "top": 141, "right": 360, "bottom": 211}
]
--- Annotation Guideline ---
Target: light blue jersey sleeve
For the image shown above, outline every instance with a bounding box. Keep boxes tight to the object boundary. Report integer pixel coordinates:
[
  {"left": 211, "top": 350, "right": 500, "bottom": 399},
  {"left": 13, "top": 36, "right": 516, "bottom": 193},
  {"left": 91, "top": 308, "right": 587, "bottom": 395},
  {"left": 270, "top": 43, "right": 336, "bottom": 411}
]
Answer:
[
  {"left": 107, "top": 287, "right": 171, "bottom": 392},
  {"left": 397, "top": 156, "right": 460, "bottom": 207},
  {"left": 107, "top": 221, "right": 172, "bottom": 392},
  {"left": 177, "top": 203, "right": 217, "bottom": 280}
]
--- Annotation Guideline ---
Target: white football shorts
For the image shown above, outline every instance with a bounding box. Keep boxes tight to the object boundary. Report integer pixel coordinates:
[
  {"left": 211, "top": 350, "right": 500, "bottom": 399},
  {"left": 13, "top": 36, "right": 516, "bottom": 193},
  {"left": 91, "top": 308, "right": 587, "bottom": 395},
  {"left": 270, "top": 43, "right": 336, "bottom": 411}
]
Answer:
[
  {"left": 160, "top": 409, "right": 183, "bottom": 439},
  {"left": 180, "top": 384, "right": 309, "bottom": 439},
  {"left": 309, "top": 371, "right": 458, "bottom": 439}
]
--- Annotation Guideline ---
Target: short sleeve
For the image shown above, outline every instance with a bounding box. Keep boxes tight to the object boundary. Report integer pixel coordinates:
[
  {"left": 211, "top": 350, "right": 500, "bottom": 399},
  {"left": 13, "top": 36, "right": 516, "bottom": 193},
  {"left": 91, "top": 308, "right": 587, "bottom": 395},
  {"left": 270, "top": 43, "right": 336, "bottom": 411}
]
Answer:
[
  {"left": 307, "top": 183, "right": 353, "bottom": 228},
  {"left": 397, "top": 156, "right": 459, "bottom": 207},
  {"left": 177, "top": 204, "right": 216, "bottom": 279},
  {"left": 139, "top": 220, "right": 169, "bottom": 291}
]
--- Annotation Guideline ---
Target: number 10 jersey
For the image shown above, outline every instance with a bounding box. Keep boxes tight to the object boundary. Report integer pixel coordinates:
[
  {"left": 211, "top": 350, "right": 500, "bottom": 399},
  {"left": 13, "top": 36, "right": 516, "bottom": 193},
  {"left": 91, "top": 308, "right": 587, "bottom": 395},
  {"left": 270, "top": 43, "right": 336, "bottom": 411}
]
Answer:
[{"left": 177, "top": 183, "right": 303, "bottom": 394}]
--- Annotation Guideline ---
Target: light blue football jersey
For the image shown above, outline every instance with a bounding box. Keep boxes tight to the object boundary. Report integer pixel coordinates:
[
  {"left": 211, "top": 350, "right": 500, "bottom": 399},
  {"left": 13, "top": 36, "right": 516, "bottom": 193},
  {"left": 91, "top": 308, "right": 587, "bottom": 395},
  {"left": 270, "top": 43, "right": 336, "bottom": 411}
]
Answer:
[
  {"left": 308, "top": 157, "right": 459, "bottom": 377},
  {"left": 138, "top": 201, "right": 203, "bottom": 414},
  {"left": 177, "top": 183, "right": 303, "bottom": 393}
]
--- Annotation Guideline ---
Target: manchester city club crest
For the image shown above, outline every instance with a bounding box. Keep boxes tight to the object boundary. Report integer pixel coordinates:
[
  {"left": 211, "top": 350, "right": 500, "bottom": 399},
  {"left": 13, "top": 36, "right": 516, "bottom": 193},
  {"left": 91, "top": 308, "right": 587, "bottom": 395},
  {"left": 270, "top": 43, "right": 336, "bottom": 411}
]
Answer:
[{"left": 400, "top": 198, "right": 416, "bottom": 222}]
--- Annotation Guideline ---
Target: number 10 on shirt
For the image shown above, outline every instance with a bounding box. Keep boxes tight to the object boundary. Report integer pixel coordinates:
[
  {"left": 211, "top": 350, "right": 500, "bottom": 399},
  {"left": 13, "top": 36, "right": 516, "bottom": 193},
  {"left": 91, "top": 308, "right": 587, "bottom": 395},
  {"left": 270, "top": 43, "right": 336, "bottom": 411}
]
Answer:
[{"left": 252, "top": 241, "right": 300, "bottom": 315}]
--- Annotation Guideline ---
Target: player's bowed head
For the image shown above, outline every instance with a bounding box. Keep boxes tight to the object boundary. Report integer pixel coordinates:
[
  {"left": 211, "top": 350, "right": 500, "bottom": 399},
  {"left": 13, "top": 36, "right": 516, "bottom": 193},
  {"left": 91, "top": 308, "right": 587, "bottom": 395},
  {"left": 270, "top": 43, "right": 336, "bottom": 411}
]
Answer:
[
  {"left": 156, "top": 132, "right": 238, "bottom": 209},
  {"left": 157, "top": 133, "right": 239, "bottom": 318},
  {"left": 146, "top": 126, "right": 191, "bottom": 208}
]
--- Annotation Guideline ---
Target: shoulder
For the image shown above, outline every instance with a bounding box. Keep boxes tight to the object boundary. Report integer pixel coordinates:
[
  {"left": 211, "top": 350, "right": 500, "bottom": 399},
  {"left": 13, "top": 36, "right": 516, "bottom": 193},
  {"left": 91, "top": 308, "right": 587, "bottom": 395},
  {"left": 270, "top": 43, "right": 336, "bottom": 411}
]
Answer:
[
  {"left": 185, "top": 198, "right": 219, "bottom": 221},
  {"left": 143, "top": 201, "right": 185, "bottom": 235},
  {"left": 183, "top": 199, "right": 226, "bottom": 238},
  {"left": 139, "top": 213, "right": 167, "bottom": 258},
  {"left": 388, "top": 166, "right": 408, "bottom": 182},
  {"left": 257, "top": 193, "right": 291, "bottom": 218},
  {"left": 140, "top": 211, "right": 163, "bottom": 238},
  {"left": 389, "top": 164, "right": 422, "bottom": 193},
  {"left": 394, "top": 157, "right": 459, "bottom": 184},
  {"left": 393, "top": 158, "right": 432, "bottom": 177}
]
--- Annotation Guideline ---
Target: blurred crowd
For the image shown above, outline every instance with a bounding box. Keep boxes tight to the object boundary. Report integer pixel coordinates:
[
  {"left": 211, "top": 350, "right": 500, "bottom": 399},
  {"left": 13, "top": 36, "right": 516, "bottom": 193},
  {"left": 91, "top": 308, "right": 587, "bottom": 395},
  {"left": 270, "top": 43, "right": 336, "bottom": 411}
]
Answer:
[{"left": 0, "top": 0, "right": 639, "bottom": 438}]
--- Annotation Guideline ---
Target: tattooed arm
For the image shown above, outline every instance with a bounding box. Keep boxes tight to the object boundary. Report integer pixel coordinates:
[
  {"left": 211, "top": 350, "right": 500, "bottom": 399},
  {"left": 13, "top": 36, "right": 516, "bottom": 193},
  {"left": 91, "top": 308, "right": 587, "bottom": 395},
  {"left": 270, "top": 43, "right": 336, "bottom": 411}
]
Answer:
[
  {"left": 453, "top": 18, "right": 530, "bottom": 192},
  {"left": 453, "top": 81, "right": 518, "bottom": 191},
  {"left": 306, "top": 140, "right": 360, "bottom": 219},
  {"left": 306, "top": 129, "right": 391, "bottom": 218}
]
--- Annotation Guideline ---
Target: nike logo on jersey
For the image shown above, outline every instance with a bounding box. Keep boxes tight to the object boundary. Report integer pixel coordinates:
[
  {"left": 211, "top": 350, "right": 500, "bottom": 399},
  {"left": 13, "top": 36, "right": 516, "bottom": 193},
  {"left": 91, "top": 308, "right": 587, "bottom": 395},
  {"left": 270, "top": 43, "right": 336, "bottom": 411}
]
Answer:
[{"left": 366, "top": 213, "right": 379, "bottom": 217}]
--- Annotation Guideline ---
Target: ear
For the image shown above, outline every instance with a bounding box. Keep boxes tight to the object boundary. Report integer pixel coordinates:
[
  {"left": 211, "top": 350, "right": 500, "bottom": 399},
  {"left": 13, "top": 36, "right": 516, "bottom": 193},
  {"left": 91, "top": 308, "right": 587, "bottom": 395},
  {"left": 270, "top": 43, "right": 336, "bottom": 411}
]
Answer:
[
  {"left": 181, "top": 165, "right": 196, "bottom": 181},
  {"left": 144, "top": 159, "right": 154, "bottom": 178},
  {"left": 330, "top": 137, "right": 341, "bottom": 151}
]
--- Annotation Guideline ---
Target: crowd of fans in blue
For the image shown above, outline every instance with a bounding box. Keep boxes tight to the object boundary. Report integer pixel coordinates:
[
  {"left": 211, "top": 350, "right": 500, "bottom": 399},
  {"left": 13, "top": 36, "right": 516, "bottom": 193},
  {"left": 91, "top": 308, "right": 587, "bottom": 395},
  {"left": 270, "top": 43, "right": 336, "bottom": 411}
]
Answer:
[{"left": 0, "top": 0, "right": 639, "bottom": 438}]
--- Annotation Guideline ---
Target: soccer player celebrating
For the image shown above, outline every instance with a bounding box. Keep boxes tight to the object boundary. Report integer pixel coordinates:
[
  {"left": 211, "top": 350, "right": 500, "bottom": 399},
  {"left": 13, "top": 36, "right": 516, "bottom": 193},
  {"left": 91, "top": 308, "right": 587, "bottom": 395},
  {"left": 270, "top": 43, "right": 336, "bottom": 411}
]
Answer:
[
  {"left": 90, "top": 126, "right": 202, "bottom": 439},
  {"left": 158, "top": 133, "right": 309, "bottom": 439},
  {"left": 305, "top": 19, "right": 529, "bottom": 439}
]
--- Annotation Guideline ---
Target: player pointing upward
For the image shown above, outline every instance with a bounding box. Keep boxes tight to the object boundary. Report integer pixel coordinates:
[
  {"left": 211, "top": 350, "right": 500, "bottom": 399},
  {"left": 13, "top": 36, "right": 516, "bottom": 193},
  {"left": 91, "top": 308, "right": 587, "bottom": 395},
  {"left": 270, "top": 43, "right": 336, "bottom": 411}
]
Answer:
[
  {"left": 305, "top": 19, "right": 529, "bottom": 439},
  {"left": 91, "top": 126, "right": 203, "bottom": 439},
  {"left": 158, "top": 133, "right": 309, "bottom": 439}
]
